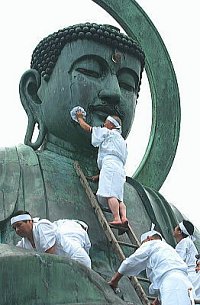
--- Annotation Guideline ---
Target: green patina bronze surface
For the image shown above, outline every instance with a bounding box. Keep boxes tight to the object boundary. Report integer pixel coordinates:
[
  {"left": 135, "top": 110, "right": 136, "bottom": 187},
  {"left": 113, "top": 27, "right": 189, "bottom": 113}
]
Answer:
[
  {"left": 0, "top": 244, "right": 127, "bottom": 305},
  {"left": 0, "top": 1, "right": 199, "bottom": 305}
]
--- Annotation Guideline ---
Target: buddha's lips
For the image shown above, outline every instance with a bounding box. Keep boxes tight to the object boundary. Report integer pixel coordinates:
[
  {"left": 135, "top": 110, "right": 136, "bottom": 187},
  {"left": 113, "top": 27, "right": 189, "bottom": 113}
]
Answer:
[{"left": 88, "top": 104, "right": 124, "bottom": 119}]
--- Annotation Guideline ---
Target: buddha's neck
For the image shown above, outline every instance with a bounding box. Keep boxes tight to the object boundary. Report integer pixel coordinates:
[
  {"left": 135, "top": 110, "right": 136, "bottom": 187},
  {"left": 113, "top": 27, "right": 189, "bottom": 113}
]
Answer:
[{"left": 42, "top": 134, "right": 98, "bottom": 171}]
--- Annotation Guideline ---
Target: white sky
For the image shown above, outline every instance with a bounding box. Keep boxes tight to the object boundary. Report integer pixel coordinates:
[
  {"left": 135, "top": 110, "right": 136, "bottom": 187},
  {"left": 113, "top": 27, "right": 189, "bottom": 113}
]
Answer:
[{"left": 0, "top": 0, "right": 199, "bottom": 231}]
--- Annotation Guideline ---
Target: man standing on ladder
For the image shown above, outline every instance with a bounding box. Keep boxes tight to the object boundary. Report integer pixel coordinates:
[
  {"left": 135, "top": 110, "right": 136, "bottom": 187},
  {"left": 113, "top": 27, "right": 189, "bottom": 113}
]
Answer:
[{"left": 71, "top": 107, "right": 128, "bottom": 227}]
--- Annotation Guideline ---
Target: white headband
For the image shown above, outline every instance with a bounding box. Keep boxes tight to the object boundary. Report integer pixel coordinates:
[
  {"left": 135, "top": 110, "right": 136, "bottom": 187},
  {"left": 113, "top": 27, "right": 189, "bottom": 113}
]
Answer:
[
  {"left": 179, "top": 222, "right": 195, "bottom": 241},
  {"left": 11, "top": 214, "right": 32, "bottom": 225},
  {"left": 140, "top": 223, "right": 163, "bottom": 243},
  {"left": 179, "top": 222, "right": 190, "bottom": 236},
  {"left": 106, "top": 116, "right": 121, "bottom": 129}
]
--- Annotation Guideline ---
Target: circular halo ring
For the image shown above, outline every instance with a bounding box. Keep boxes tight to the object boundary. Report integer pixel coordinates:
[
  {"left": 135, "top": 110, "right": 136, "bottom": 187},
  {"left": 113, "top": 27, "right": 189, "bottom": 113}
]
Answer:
[{"left": 92, "top": 0, "right": 181, "bottom": 190}]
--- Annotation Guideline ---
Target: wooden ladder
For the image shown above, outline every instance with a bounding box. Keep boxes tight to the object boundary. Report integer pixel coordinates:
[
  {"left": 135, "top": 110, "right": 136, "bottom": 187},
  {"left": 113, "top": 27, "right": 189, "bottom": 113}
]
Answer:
[{"left": 74, "top": 161, "right": 152, "bottom": 305}]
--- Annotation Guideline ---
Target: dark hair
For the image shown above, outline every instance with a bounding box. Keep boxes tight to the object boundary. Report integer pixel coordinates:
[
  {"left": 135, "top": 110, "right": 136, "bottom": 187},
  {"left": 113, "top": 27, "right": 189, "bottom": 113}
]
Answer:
[
  {"left": 152, "top": 233, "right": 162, "bottom": 240},
  {"left": 11, "top": 210, "right": 31, "bottom": 218},
  {"left": 181, "top": 220, "right": 194, "bottom": 237},
  {"left": 112, "top": 115, "right": 122, "bottom": 126},
  {"left": 31, "top": 22, "right": 145, "bottom": 82}
]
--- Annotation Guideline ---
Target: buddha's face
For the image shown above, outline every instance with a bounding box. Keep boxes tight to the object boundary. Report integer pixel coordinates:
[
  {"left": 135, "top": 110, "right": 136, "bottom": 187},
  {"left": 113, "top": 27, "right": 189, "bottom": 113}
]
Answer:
[{"left": 37, "top": 39, "right": 142, "bottom": 148}]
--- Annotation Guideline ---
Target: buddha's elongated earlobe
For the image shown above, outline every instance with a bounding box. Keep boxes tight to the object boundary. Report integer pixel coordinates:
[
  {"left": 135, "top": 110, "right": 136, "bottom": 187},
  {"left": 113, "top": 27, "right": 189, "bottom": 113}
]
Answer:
[
  {"left": 24, "top": 116, "right": 46, "bottom": 150},
  {"left": 19, "top": 69, "right": 46, "bottom": 150}
]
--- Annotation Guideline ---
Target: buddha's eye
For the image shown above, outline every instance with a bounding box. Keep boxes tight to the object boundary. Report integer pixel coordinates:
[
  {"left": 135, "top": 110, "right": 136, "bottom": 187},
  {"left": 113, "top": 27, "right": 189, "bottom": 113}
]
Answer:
[
  {"left": 76, "top": 68, "right": 100, "bottom": 78},
  {"left": 117, "top": 68, "right": 138, "bottom": 93},
  {"left": 119, "top": 81, "right": 135, "bottom": 92}
]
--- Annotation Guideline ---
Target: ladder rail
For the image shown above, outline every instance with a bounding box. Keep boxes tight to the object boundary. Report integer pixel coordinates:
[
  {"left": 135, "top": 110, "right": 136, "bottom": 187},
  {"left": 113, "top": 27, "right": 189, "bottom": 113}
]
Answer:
[
  {"left": 74, "top": 161, "right": 151, "bottom": 305},
  {"left": 126, "top": 224, "right": 141, "bottom": 248}
]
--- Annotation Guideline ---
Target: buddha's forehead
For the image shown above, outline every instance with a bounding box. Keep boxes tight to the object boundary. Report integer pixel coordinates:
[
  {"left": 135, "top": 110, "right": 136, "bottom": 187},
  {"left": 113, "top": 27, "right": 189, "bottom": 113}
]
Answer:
[{"left": 59, "top": 39, "right": 142, "bottom": 77}]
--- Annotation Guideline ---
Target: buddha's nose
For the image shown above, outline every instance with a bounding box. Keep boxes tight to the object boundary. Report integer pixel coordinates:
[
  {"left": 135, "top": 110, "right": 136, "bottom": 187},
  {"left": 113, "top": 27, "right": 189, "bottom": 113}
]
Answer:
[{"left": 98, "top": 75, "right": 121, "bottom": 105}]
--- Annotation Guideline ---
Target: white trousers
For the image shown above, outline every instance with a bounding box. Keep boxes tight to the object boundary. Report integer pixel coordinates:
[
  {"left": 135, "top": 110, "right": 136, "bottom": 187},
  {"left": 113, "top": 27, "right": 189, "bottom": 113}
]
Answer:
[
  {"left": 70, "top": 247, "right": 91, "bottom": 269},
  {"left": 97, "top": 158, "right": 125, "bottom": 201},
  {"left": 160, "top": 271, "right": 195, "bottom": 305}
]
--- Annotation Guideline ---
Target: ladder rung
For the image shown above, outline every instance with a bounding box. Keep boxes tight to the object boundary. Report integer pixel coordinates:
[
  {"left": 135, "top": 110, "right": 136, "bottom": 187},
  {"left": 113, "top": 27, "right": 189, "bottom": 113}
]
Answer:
[
  {"left": 109, "top": 224, "right": 129, "bottom": 232},
  {"left": 147, "top": 295, "right": 156, "bottom": 301},
  {"left": 137, "top": 276, "right": 151, "bottom": 283},
  {"left": 118, "top": 241, "right": 138, "bottom": 249}
]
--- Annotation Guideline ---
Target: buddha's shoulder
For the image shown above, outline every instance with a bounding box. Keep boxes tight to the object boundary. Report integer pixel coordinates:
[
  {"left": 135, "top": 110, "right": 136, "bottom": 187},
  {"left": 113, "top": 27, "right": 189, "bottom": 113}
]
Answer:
[
  {"left": 0, "top": 144, "right": 37, "bottom": 221},
  {"left": 0, "top": 144, "right": 48, "bottom": 222},
  {"left": 0, "top": 143, "right": 39, "bottom": 165}
]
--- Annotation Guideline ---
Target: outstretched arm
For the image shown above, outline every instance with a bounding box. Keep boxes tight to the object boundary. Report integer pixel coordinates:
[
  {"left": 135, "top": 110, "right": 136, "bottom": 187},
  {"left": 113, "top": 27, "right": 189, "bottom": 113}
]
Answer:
[{"left": 76, "top": 111, "right": 92, "bottom": 133}]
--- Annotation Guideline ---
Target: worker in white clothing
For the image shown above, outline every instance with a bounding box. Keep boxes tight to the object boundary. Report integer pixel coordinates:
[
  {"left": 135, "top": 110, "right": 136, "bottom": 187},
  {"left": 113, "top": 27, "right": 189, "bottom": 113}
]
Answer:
[
  {"left": 11, "top": 210, "right": 91, "bottom": 268},
  {"left": 108, "top": 225, "right": 195, "bottom": 305},
  {"left": 173, "top": 219, "right": 200, "bottom": 298},
  {"left": 71, "top": 107, "right": 128, "bottom": 227},
  {"left": 196, "top": 254, "right": 200, "bottom": 273}
]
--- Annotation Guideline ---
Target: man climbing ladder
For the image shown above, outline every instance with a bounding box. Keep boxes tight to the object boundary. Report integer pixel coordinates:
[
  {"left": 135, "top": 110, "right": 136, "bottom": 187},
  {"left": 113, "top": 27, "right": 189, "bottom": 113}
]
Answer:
[{"left": 71, "top": 107, "right": 128, "bottom": 227}]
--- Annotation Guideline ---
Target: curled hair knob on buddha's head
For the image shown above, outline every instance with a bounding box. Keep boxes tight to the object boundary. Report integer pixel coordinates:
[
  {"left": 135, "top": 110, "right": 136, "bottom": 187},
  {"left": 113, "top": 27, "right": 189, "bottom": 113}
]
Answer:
[{"left": 30, "top": 22, "right": 145, "bottom": 82}]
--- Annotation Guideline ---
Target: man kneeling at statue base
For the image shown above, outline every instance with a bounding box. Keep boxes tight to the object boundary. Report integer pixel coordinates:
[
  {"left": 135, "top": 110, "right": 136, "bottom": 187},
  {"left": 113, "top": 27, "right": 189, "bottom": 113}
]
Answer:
[{"left": 11, "top": 210, "right": 91, "bottom": 268}]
